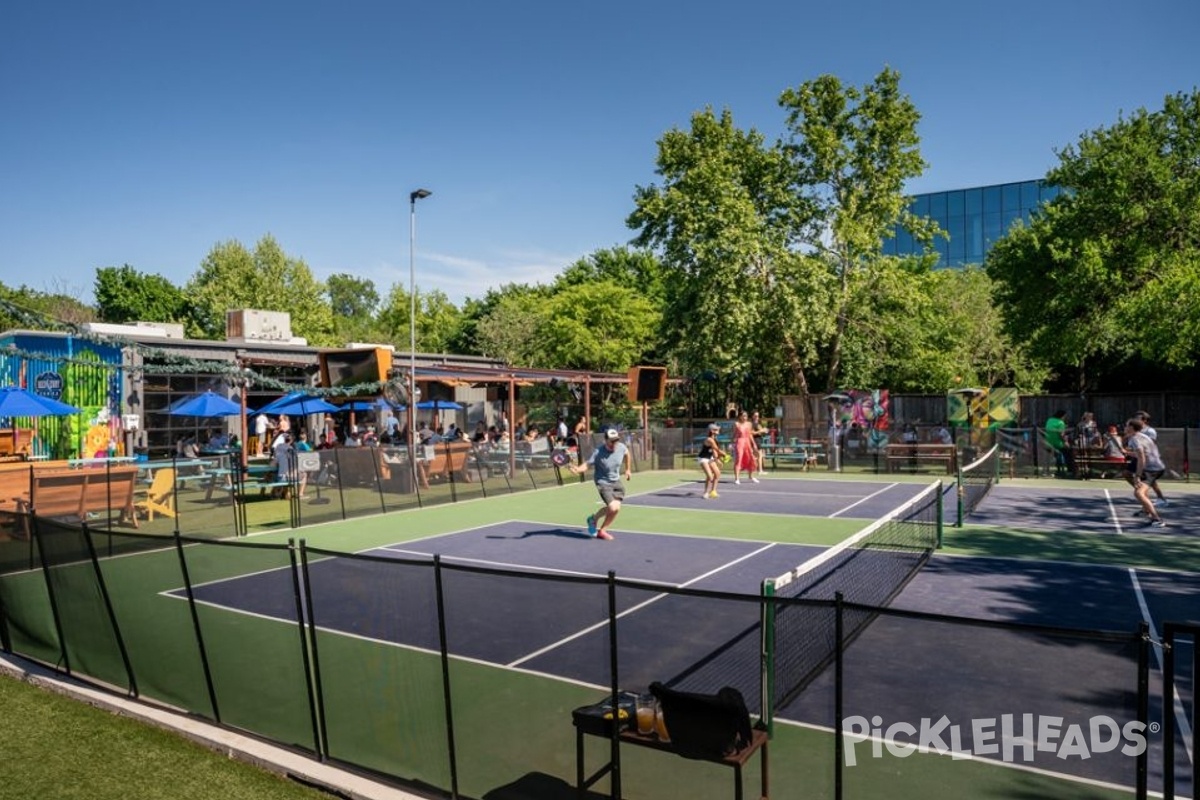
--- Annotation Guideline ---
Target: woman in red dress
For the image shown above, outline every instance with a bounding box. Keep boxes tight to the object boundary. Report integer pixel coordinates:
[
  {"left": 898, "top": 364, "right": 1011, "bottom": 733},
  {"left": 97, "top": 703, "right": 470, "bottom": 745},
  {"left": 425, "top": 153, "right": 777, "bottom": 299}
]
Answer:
[{"left": 732, "top": 411, "right": 759, "bottom": 484}]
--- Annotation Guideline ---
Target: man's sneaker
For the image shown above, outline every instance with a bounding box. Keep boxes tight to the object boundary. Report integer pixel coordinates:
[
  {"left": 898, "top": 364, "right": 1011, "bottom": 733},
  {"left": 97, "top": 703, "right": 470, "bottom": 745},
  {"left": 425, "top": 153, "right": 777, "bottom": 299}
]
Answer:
[
  {"left": 586, "top": 515, "right": 598, "bottom": 537},
  {"left": 751, "top": 476, "right": 760, "bottom": 484},
  {"left": 1153, "top": 498, "right": 1169, "bottom": 507},
  {"left": 709, "top": 490, "right": 719, "bottom": 498},
  {"left": 1147, "top": 519, "right": 1167, "bottom": 528},
  {"left": 596, "top": 530, "right": 614, "bottom": 541},
  {"left": 702, "top": 492, "right": 711, "bottom": 500},
  {"left": 734, "top": 479, "right": 741, "bottom": 485},
  {"left": 1131, "top": 509, "right": 1145, "bottom": 517}
]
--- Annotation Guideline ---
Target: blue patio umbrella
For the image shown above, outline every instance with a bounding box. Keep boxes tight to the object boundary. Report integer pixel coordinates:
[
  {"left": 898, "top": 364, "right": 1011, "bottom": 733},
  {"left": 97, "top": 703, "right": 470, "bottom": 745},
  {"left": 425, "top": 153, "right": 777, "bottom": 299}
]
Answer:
[
  {"left": 0, "top": 386, "right": 82, "bottom": 453},
  {"left": 337, "top": 399, "right": 380, "bottom": 412},
  {"left": 415, "top": 399, "right": 464, "bottom": 411},
  {"left": 166, "top": 391, "right": 243, "bottom": 417},
  {"left": 254, "top": 392, "right": 341, "bottom": 417},
  {"left": 0, "top": 386, "right": 82, "bottom": 418}
]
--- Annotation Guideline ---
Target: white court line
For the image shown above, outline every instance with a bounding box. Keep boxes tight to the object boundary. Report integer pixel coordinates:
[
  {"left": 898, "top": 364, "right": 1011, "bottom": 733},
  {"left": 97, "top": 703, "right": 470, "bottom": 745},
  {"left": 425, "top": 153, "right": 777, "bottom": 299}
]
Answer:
[
  {"left": 828, "top": 482, "right": 902, "bottom": 518},
  {"left": 1103, "top": 489, "right": 1125, "bottom": 534},
  {"left": 506, "top": 542, "right": 778, "bottom": 669},
  {"left": 1128, "top": 567, "right": 1194, "bottom": 767},
  {"left": 379, "top": 548, "right": 676, "bottom": 586}
]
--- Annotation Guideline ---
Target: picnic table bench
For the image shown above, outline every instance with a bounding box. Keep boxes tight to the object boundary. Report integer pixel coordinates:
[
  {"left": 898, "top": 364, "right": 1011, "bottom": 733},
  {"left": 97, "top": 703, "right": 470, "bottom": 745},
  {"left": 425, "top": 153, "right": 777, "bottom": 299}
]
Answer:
[
  {"left": 886, "top": 443, "right": 956, "bottom": 474},
  {"left": 760, "top": 441, "right": 824, "bottom": 471}
]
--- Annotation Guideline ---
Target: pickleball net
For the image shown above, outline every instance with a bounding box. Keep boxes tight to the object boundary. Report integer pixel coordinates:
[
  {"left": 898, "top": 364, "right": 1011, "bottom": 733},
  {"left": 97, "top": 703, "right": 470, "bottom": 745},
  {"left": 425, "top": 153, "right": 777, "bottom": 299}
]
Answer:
[
  {"left": 760, "top": 480, "right": 943, "bottom": 727},
  {"left": 956, "top": 443, "right": 1000, "bottom": 526}
]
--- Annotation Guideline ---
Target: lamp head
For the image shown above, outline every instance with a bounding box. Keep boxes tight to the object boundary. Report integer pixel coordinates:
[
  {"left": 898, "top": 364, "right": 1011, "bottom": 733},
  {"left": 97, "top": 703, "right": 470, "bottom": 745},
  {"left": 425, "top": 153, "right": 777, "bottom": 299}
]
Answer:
[{"left": 410, "top": 188, "right": 432, "bottom": 202}]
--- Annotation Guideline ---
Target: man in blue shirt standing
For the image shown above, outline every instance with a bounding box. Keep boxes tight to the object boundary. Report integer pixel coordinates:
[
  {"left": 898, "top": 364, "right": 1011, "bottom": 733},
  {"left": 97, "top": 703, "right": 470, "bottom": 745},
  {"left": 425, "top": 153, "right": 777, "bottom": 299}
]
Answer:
[{"left": 570, "top": 428, "right": 632, "bottom": 541}]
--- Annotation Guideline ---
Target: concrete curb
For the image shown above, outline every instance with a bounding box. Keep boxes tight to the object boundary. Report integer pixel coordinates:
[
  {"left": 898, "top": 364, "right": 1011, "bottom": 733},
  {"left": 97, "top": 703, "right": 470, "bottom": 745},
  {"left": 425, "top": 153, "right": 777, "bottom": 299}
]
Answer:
[{"left": 0, "top": 652, "right": 430, "bottom": 800}]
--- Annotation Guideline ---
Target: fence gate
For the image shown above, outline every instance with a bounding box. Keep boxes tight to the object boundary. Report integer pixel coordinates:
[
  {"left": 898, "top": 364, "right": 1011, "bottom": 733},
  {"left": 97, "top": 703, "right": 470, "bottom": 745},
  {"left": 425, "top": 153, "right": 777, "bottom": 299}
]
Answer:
[{"left": 1163, "top": 622, "right": 1198, "bottom": 799}]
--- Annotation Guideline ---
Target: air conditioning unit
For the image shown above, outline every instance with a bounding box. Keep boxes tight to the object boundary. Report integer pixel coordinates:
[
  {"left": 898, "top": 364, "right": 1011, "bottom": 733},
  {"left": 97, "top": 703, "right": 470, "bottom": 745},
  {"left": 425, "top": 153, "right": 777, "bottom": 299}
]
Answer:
[{"left": 225, "top": 310, "right": 294, "bottom": 342}]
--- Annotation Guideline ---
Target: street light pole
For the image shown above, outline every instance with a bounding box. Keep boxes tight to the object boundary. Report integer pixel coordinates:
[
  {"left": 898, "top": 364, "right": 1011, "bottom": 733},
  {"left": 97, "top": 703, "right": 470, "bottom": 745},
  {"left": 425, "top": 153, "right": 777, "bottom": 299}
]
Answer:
[{"left": 408, "top": 189, "right": 431, "bottom": 479}]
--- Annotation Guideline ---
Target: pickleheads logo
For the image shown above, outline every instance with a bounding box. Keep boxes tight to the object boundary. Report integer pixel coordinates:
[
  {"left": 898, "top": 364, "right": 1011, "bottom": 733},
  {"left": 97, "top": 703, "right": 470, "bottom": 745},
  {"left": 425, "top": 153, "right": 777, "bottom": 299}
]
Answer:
[{"left": 842, "top": 714, "right": 1150, "bottom": 765}]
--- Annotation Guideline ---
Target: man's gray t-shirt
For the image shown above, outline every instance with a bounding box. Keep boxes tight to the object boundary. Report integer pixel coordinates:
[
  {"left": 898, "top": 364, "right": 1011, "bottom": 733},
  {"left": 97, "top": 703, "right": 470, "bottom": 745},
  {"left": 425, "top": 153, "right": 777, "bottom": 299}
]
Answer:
[{"left": 588, "top": 443, "right": 628, "bottom": 484}]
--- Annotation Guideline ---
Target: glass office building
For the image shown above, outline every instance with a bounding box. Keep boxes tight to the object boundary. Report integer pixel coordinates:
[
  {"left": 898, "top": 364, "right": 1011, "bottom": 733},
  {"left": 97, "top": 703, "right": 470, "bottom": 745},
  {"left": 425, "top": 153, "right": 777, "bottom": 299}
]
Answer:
[{"left": 883, "top": 179, "right": 1062, "bottom": 268}]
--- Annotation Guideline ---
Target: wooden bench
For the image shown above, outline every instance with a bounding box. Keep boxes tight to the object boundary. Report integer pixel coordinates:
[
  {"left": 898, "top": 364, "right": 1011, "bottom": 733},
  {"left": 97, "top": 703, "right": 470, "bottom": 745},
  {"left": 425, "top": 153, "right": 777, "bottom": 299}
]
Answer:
[
  {"left": 11, "top": 467, "right": 139, "bottom": 537},
  {"left": 0, "top": 460, "right": 73, "bottom": 514},
  {"left": 424, "top": 442, "right": 474, "bottom": 484},
  {"left": 886, "top": 443, "right": 956, "bottom": 474}
]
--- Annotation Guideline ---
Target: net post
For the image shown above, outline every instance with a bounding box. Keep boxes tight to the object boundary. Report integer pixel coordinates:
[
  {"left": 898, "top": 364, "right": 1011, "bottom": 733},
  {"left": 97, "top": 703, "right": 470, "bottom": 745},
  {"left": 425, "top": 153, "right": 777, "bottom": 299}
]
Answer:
[
  {"left": 955, "top": 463, "right": 965, "bottom": 528},
  {"left": 936, "top": 480, "right": 945, "bottom": 549},
  {"left": 760, "top": 578, "right": 776, "bottom": 737},
  {"left": 834, "top": 591, "right": 845, "bottom": 800}
]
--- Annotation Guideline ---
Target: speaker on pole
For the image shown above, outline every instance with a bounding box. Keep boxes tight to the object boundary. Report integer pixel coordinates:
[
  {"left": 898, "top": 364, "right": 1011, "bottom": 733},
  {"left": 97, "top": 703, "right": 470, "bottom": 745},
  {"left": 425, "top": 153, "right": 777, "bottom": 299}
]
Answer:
[{"left": 627, "top": 366, "right": 667, "bottom": 403}]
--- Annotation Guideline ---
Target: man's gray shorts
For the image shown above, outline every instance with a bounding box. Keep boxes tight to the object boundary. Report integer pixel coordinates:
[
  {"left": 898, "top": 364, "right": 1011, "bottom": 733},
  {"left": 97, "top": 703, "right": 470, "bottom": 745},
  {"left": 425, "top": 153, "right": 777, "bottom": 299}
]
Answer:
[{"left": 598, "top": 481, "right": 626, "bottom": 506}]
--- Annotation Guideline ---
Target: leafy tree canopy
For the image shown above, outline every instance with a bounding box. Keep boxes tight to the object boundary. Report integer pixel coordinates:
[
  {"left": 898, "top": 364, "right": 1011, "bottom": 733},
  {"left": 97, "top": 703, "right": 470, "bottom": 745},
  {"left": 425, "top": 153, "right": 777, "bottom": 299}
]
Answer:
[
  {"left": 94, "top": 265, "right": 191, "bottom": 329},
  {"left": 186, "top": 235, "right": 338, "bottom": 346},
  {"left": 987, "top": 88, "right": 1200, "bottom": 386}
]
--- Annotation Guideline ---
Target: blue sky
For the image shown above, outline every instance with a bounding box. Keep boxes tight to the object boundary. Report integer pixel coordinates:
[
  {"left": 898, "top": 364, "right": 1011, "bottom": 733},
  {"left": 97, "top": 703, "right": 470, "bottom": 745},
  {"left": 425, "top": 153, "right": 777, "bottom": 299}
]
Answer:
[{"left": 1, "top": 1, "right": 1196, "bottom": 308}]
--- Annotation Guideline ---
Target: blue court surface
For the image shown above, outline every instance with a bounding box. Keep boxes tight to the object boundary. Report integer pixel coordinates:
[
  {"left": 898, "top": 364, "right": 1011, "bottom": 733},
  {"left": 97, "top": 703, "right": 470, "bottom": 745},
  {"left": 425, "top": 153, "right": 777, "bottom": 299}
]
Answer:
[
  {"left": 626, "top": 477, "right": 951, "bottom": 521},
  {"left": 174, "top": 476, "right": 1196, "bottom": 794}
]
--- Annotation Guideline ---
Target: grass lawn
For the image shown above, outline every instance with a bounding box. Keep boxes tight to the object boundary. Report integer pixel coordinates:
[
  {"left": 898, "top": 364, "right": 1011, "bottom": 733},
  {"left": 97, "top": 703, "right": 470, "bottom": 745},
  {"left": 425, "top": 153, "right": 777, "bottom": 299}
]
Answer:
[{"left": 0, "top": 671, "right": 330, "bottom": 800}]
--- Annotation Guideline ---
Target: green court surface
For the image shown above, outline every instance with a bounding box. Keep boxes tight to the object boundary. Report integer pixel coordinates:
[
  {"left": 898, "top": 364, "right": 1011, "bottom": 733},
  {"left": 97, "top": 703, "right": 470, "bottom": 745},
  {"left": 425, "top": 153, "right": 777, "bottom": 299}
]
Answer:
[{"left": 1, "top": 468, "right": 1192, "bottom": 799}]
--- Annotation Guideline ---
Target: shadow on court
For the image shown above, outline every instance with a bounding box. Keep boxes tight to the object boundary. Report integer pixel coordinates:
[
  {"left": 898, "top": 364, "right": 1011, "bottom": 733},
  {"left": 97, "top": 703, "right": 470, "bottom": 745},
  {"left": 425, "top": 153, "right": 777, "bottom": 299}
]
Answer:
[{"left": 971, "top": 484, "right": 1200, "bottom": 537}]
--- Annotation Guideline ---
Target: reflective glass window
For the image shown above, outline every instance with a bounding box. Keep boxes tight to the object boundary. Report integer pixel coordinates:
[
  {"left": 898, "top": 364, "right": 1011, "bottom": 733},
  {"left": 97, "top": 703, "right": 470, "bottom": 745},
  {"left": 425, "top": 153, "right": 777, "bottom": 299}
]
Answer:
[
  {"left": 966, "top": 214, "right": 984, "bottom": 261},
  {"left": 896, "top": 227, "right": 913, "bottom": 254},
  {"left": 1020, "top": 181, "right": 1039, "bottom": 210},
  {"left": 948, "top": 218, "right": 966, "bottom": 260},
  {"left": 983, "top": 212, "right": 1004, "bottom": 247},
  {"left": 983, "top": 185, "right": 1001, "bottom": 213},
  {"left": 929, "top": 192, "right": 947, "bottom": 218},
  {"left": 947, "top": 190, "right": 965, "bottom": 215},
  {"left": 935, "top": 237, "right": 949, "bottom": 265},
  {"left": 1041, "top": 183, "right": 1062, "bottom": 202},
  {"left": 965, "top": 188, "right": 982, "bottom": 214},
  {"left": 1002, "top": 183, "right": 1020, "bottom": 212},
  {"left": 911, "top": 195, "right": 929, "bottom": 217}
]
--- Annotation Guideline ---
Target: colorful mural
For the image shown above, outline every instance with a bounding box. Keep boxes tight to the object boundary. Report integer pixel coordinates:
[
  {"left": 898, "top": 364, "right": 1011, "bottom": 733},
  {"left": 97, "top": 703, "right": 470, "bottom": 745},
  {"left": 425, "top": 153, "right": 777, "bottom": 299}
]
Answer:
[
  {"left": 947, "top": 388, "right": 1019, "bottom": 429},
  {"left": 0, "top": 333, "right": 123, "bottom": 458},
  {"left": 830, "top": 389, "right": 891, "bottom": 430}
]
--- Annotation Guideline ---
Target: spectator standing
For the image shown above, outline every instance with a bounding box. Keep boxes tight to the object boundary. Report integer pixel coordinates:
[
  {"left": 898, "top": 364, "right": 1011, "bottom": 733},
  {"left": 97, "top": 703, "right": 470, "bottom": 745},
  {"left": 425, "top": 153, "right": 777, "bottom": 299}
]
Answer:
[
  {"left": 1045, "top": 410, "right": 1076, "bottom": 477},
  {"left": 750, "top": 411, "right": 769, "bottom": 477},
  {"left": 1076, "top": 412, "right": 1101, "bottom": 448}
]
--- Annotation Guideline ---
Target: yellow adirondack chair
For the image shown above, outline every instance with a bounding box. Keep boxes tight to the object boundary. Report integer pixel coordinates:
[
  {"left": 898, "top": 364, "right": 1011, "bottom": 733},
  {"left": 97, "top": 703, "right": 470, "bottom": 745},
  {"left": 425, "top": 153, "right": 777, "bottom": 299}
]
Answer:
[{"left": 135, "top": 468, "right": 176, "bottom": 520}]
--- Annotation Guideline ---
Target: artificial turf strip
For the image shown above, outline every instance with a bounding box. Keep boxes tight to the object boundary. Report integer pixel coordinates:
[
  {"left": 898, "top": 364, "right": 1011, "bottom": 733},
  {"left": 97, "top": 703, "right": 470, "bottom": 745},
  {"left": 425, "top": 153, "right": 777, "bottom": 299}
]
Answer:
[{"left": 0, "top": 672, "right": 328, "bottom": 800}]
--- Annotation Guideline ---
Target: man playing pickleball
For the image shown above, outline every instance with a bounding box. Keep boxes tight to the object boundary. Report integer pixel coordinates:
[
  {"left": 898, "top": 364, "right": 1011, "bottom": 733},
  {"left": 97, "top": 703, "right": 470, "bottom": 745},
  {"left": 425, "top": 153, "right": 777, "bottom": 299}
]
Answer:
[{"left": 570, "top": 428, "right": 631, "bottom": 541}]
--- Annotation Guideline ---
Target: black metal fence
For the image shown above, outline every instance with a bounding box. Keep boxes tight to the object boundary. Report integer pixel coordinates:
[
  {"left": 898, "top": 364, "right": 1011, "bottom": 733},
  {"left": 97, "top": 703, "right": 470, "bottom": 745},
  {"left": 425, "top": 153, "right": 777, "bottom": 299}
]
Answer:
[{"left": 0, "top": 518, "right": 1191, "bottom": 799}]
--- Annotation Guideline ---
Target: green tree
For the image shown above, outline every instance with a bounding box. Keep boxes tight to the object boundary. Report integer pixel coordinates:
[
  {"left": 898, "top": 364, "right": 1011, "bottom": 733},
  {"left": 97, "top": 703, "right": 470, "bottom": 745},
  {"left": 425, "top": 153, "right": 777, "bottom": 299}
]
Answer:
[
  {"left": 471, "top": 284, "right": 553, "bottom": 365},
  {"left": 534, "top": 281, "right": 660, "bottom": 373},
  {"left": 778, "top": 67, "right": 937, "bottom": 393},
  {"left": 630, "top": 69, "right": 933, "bottom": 418},
  {"left": 326, "top": 273, "right": 381, "bottom": 343},
  {"left": 838, "top": 262, "right": 1046, "bottom": 393},
  {"left": 94, "top": 265, "right": 190, "bottom": 326},
  {"left": 629, "top": 107, "right": 822, "bottom": 415},
  {"left": 0, "top": 282, "right": 96, "bottom": 331},
  {"left": 987, "top": 89, "right": 1200, "bottom": 387},
  {"left": 186, "top": 235, "right": 337, "bottom": 346},
  {"left": 376, "top": 283, "right": 466, "bottom": 356}
]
